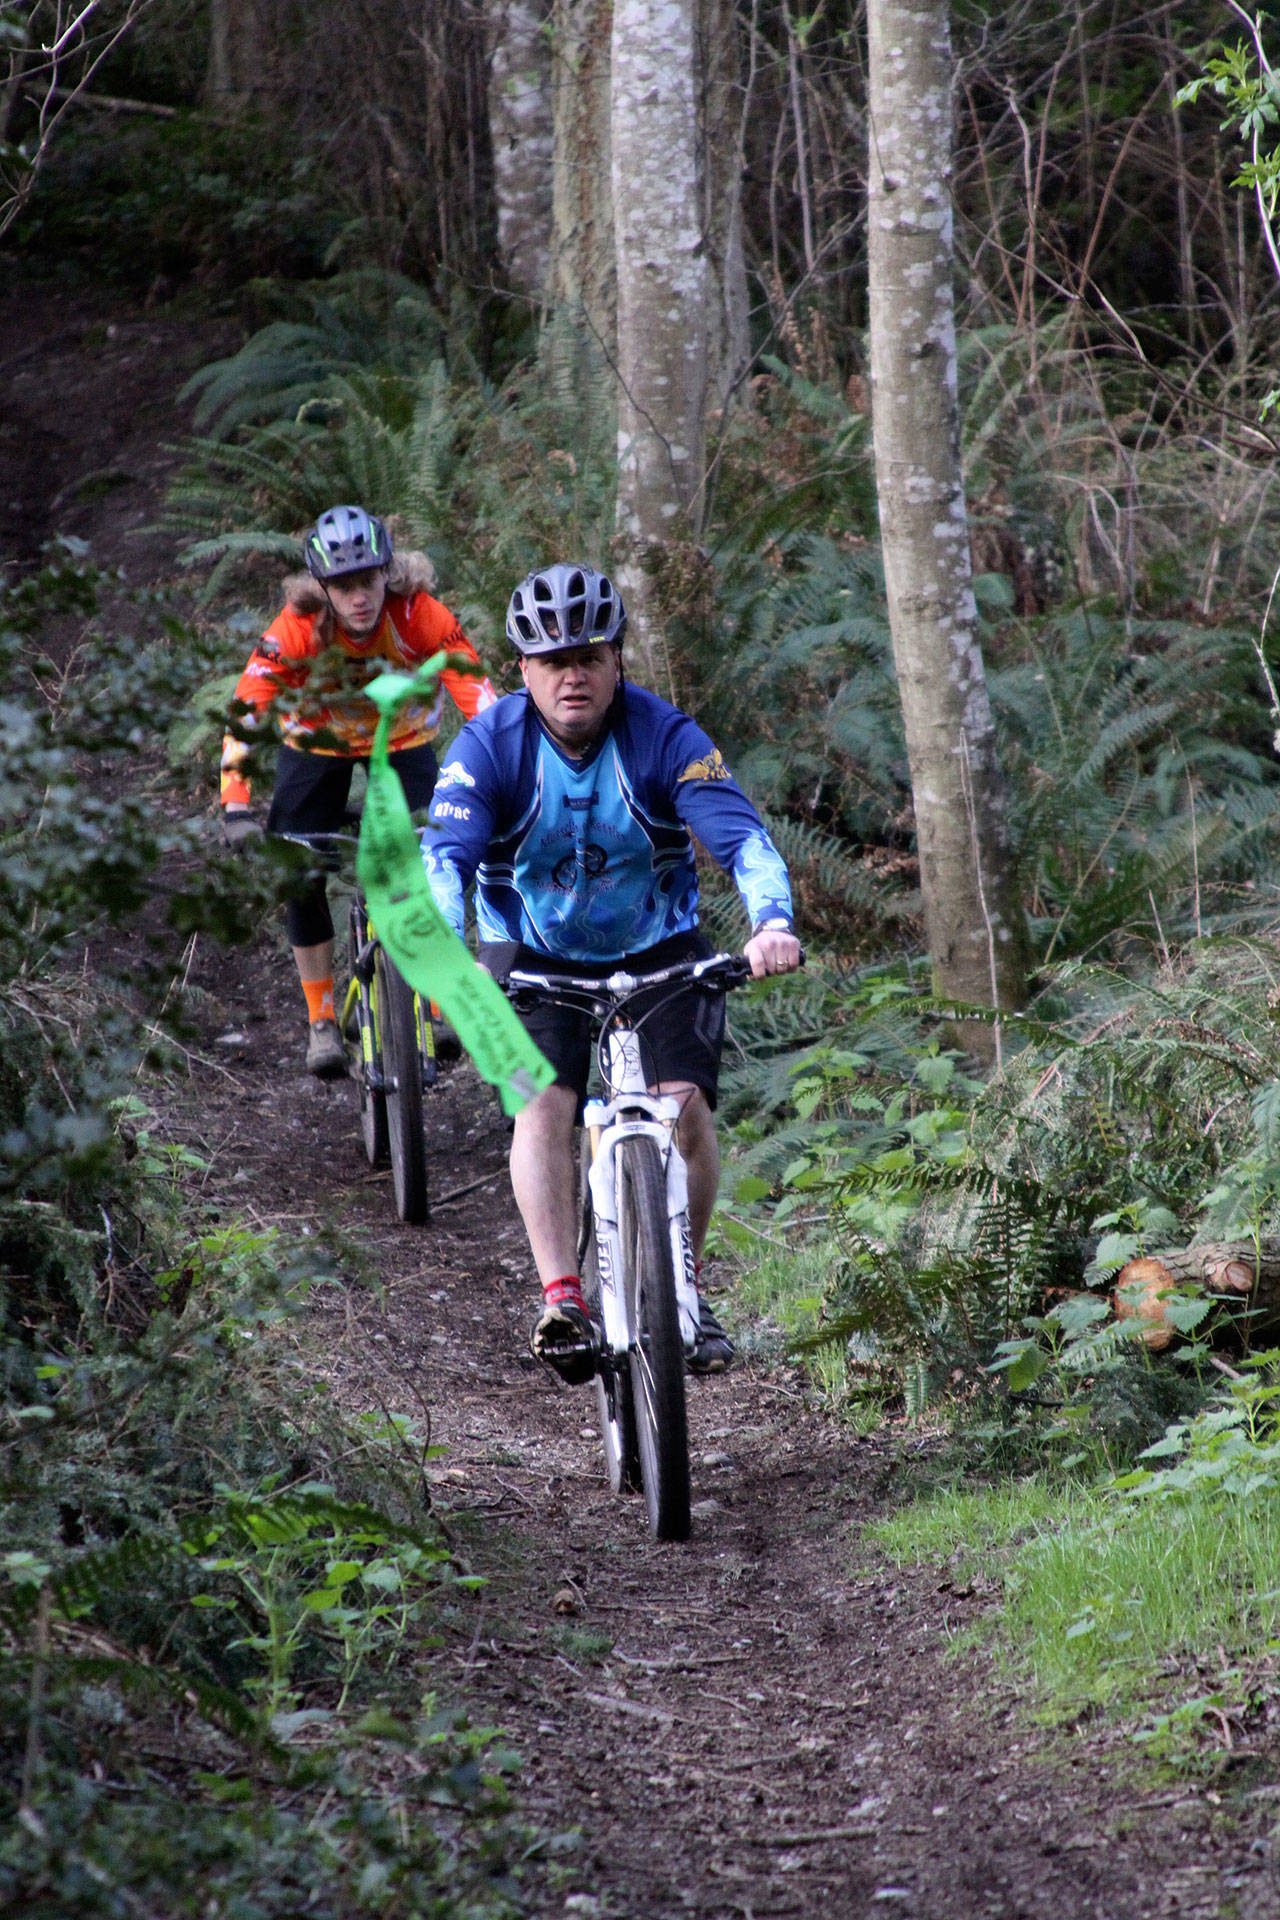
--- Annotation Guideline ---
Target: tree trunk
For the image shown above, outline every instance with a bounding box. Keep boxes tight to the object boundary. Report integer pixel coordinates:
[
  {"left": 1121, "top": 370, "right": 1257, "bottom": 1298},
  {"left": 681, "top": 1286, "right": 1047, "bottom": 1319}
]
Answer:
[
  {"left": 1115, "top": 1242, "right": 1280, "bottom": 1349},
  {"left": 866, "top": 0, "right": 1027, "bottom": 1044},
  {"left": 698, "top": 0, "right": 751, "bottom": 419},
  {"left": 546, "top": 0, "right": 616, "bottom": 407},
  {"left": 489, "top": 0, "right": 554, "bottom": 297},
  {"left": 610, "top": 0, "right": 709, "bottom": 690},
  {"left": 206, "top": 0, "right": 264, "bottom": 111}
]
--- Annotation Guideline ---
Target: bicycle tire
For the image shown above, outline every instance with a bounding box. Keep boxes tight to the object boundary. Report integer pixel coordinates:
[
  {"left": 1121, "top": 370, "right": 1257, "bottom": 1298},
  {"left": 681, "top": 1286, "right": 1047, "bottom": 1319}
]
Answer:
[
  {"left": 580, "top": 1134, "right": 639, "bottom": 1496},
  {"left": 620, "top": 1135, "right": 690, "bottom": 1540},
  {"left": 347, "top": 902, "right": 388, "bottom": 1169},
  {"left": 378, "top": 949, "right": 429, "bottom": 1224}
]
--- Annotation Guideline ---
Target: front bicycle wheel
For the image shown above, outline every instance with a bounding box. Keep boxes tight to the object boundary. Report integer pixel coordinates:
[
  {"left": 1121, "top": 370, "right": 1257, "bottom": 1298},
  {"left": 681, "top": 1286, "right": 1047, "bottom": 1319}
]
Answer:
[
  {"left": 620, "top": 1135, "right": 689, "bottom": 1540},
  {"left": 377, "top": 949, "right": 429, "bottom": 1224},
  {"left": 347, "top": 902, "right": 387, "bottom": 1168},
  {"left": 581, "top": 1134, "right": 639, "bottom": 1496}
]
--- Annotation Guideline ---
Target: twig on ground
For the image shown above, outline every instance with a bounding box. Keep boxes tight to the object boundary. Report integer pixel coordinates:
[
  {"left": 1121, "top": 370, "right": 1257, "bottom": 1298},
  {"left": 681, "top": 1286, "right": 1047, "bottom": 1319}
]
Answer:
[
  {"left": 580, "top": 1690, "right": 677, "bottom": 1725},
  {"left": 740, "top": 1824, "right": 877, "bottom": 1847},
  {"left": 432, "top": 1170, "right": 505, "bottom": 1208}
]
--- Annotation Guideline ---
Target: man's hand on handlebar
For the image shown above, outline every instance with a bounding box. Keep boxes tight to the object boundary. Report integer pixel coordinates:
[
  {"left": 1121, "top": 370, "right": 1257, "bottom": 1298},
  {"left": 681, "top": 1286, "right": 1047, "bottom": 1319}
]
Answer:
[{"left": 743, "top": 925, "right": 803, "bottom": 979}]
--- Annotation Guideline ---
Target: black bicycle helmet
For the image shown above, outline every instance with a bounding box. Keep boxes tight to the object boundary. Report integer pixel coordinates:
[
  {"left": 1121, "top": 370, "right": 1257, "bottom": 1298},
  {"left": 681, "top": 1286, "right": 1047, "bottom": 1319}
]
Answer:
[
  {"left": 506, "top": 563, "right": 627, "bottom": 656},
  {"left": 304, "top": 505, "right": 393, "bottom": 581}
]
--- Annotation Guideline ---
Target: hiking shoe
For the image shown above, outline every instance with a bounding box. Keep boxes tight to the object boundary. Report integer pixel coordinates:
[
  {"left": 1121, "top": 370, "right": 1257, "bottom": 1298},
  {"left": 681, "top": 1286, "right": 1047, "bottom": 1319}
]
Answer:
[
  {"left": 531, "top": 1286, "right": 597, "bottom": 1385},
  {"left": 305, "top": 1019, "right": 348, "bottom": 1079},
  {"left": 688, "top": 1295, "right": 734, "bottom": 1375}
]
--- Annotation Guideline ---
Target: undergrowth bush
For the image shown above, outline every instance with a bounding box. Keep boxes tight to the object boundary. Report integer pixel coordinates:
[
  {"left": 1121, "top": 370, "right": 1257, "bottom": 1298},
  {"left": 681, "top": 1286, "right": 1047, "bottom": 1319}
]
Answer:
[
  {"left": 0, "top": 552, "right": 272, "bottom": 1219},
  {"left": 0, "top": 1194, "right": 524, "bottom": 1918},
  {"left": 11, "top": 109, "right": 342, "bottom": 290},
  {"left": 165, "top": 279, "right": 607, "bottom": 634},
  {"left": 0, "top": 555, "right": 529, "bottom": 1914},
  {"left": 720, "top": 937, "right": 1280, "bottom": 1462}
]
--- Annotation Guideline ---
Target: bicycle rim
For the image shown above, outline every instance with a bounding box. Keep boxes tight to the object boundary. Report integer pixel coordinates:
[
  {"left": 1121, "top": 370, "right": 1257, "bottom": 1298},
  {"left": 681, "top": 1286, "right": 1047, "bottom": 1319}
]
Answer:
[
  {"left": 621, "top": 1135, "right": 689, "bottom": 1540},
  {"left": 581, "top": 1134, "right": 638, "bottom": 1495},
  {"left": 347, "top": 903, "right": 387, "bottom": 1168},
  {"left": 377, "top": 950, "right": 429, "bottom": 1224}
]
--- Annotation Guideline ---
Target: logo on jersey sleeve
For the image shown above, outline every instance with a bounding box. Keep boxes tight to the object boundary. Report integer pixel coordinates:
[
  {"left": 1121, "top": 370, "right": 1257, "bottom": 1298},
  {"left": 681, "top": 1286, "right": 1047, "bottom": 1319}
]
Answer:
[
  {"left": 677, "top": 747, "right": 732, "bottom": 783},
  {"left": 436, "top": 761, "right": 477, "bottom": 790}
]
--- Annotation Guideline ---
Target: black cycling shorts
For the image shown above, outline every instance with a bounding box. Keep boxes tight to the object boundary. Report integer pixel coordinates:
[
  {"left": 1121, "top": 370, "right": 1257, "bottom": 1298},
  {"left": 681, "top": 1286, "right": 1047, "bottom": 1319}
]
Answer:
[
  {"left": 267, "top": 742, "right": 438, "bottom": 947},
  {"left": 266, "top": 740, "right": 439, "bottom": 834},
  {"left": 481, "top": 929, "right": 726, "bottom": 1113}
]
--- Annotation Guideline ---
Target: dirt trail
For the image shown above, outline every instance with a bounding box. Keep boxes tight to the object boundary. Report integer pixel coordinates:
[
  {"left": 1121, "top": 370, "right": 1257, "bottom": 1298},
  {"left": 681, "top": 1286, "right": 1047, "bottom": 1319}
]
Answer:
[{"left": 4, "top": 275, "right": 1277, "bottom": 1919}]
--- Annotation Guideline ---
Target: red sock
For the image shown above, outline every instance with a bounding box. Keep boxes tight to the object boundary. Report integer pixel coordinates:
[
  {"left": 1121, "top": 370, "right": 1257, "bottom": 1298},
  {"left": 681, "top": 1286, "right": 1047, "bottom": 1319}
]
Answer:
[
  {"left": 302, "top": 977, "right": 335, "bottom": 1023},
  {"left": 543, "top": 1274, "right": 585, "bottom": 1308}
]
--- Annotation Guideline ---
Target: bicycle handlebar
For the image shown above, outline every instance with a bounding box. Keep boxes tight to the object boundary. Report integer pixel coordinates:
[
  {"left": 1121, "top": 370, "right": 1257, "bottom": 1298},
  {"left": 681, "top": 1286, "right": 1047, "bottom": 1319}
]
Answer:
[
  {"left": 274, "top": 829, "right": 361, "bottom": 851},
  {"left": 505, "top": 950, "right": 754, "bottom": 1015}
]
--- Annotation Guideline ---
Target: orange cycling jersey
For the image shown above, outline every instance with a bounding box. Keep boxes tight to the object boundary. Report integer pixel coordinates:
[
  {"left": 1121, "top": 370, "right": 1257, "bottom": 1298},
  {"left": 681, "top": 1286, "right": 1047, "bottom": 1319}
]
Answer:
[{"left": 220, "top": 589, "right": 497, "bottom": 807}]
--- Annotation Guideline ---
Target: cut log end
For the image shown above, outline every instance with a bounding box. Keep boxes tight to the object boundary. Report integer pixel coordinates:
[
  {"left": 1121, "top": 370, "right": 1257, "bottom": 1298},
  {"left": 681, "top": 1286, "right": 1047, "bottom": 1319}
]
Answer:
[
  {"left": 1112, "top": 1238, "right": 1280, "bottom": 1350},
  {"left": 1113, "top": 1257, "right": 1177, "bottom": 1349}
]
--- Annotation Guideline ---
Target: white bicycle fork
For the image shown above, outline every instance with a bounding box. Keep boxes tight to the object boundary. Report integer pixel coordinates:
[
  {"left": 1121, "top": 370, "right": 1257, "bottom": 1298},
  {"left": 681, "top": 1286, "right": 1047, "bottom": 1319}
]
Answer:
[{"left": 583, "top": 1027, "right": 700, "bottom": 1359}]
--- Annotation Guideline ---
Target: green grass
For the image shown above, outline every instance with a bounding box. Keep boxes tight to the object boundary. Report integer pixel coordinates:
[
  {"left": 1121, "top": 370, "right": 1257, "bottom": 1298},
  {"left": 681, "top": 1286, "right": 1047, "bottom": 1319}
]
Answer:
[
  {"left": 711, "top": 1222, "right": 877, "bottom": 1409},
  {"left": 1002, "top": 1495, "right": 1280, "bottom": 1714},
  {"left": 708, "top": 1219, "right": 839, "bottom": 1334},
  {"left": 859, "top": 1460, "right": 1280, "bottom": 1766},
  {"left": 863, "top": 1474, "right": 1081, "bottom": 1568}
]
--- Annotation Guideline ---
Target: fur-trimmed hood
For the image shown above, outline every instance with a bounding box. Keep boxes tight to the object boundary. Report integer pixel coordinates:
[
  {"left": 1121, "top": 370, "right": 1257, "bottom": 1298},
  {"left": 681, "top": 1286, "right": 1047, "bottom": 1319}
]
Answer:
[{"left": 282, "top": 549, "right": 438, "bottom": 615}]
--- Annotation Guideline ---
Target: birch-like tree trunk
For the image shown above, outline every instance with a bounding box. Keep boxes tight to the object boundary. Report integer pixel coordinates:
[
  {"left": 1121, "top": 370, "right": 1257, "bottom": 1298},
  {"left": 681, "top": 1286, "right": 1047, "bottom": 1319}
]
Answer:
[
  {"left": 546, "top": 0, "right": 615, "bottom": 403},
  {"left": 699, "top": 0, "right": 751, "bottom": 417},
  {"left": 611, "top": 0, "right": 709, "bottom": 688},
  {"left": 206, "top": 0, "right": 263, "bottom": 110},
  {"left": 489, "top": 0, "right": 554, "bottom": 296},
  {"left": 867, "top": 0, "right": 1026, "bottom": 1030}
]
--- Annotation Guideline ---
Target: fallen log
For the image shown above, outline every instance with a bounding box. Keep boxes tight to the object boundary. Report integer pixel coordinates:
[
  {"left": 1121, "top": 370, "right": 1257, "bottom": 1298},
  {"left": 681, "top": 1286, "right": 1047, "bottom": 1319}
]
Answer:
[{"left": 1113, "top": 1240, "right": 1280, "bottom": 1349}]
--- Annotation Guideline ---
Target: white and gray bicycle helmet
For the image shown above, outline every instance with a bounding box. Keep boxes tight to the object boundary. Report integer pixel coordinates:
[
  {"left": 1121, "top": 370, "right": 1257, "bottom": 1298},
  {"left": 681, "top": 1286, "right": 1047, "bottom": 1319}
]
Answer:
[
  {"left": 506, "top": 563, "right": 627, "bottom": 656},
  {"left": 304, "top": 504, "right": 393, "bottom": 580}
]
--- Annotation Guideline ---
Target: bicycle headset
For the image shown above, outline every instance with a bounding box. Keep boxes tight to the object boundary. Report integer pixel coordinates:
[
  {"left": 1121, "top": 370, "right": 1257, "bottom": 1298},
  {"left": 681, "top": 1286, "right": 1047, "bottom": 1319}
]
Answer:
[{"left": 505, "top": 563, "right": 627, "bottom": 656}]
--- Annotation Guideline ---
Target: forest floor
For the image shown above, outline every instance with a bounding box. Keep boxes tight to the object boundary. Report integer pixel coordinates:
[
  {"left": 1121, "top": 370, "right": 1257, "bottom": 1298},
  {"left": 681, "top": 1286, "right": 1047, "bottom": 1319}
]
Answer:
[{"left": 4, "top": 271, "right": 1279, "bottom": 1919}]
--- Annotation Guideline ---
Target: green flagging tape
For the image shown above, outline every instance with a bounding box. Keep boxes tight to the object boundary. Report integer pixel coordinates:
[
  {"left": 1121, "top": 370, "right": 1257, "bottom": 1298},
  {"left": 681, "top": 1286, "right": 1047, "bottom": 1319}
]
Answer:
[{"left": 358, "top": 658, "right": 555, "bottom": 1116}]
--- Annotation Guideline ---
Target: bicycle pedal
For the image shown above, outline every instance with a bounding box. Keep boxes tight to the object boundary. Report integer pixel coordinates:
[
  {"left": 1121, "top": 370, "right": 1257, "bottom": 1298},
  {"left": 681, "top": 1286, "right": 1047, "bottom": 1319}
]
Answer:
[{"left": 543, "top": 1341, "right": 597, "bottom": 1385}]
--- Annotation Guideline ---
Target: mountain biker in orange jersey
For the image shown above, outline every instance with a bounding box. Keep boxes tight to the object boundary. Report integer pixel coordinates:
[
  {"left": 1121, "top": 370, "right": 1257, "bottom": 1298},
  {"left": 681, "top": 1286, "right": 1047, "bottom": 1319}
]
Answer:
[{"left": 219, "top": 504, "right": 497, "bottom": 1076}]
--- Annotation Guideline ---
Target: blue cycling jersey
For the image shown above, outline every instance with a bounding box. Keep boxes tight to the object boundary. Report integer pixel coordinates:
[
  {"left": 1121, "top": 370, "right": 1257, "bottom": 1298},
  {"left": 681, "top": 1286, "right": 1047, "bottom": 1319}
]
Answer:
[{"left": 423, "top": 683, "right": 793, "bottom": 962}]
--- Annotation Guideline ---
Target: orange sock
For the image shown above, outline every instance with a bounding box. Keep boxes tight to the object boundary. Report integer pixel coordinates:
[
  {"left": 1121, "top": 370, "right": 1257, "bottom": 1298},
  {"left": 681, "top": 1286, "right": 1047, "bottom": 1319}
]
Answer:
[{"left": 302, "top": 977, "right": 335, "bottom": 1023}]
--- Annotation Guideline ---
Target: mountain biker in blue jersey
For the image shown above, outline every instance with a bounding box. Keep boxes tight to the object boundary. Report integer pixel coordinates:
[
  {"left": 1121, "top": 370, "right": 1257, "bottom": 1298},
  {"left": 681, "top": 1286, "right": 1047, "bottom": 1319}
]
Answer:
[{"left": 423, "top": 562, "right": 802, "bottom": 1382}]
